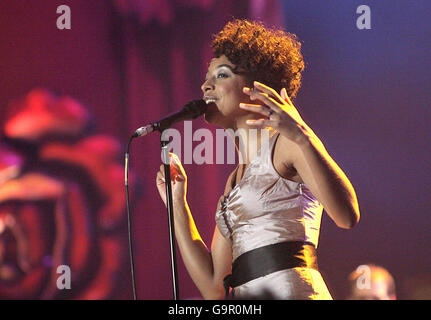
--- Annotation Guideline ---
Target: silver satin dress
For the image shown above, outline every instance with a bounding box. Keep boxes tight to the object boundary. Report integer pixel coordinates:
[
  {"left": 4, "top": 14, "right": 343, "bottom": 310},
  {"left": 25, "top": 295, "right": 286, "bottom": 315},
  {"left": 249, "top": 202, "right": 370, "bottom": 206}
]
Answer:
[{"left": 215, "top": 131, "right": 333, "bottom": 300}]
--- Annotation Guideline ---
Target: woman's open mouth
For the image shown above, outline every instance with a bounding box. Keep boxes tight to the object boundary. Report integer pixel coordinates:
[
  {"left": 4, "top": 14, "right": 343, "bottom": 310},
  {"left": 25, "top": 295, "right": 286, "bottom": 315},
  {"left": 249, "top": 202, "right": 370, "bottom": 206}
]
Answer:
[{"left": 203, "top": 96, "right": 218, "bottom": 105}]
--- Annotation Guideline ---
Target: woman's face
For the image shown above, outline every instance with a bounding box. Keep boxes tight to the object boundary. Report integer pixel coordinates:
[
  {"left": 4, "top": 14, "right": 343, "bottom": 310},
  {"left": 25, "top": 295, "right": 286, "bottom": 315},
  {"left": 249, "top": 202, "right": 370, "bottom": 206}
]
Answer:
[{"left": 201, "top": 55, "right": 251, "bottom": 128}]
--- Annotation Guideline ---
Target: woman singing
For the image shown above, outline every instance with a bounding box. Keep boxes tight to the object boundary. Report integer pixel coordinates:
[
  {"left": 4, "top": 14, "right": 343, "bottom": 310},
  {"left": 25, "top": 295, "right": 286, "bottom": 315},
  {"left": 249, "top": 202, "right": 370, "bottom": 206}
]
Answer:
[{"left": 156, "top": 19, "right": 360, "bottom": 300}]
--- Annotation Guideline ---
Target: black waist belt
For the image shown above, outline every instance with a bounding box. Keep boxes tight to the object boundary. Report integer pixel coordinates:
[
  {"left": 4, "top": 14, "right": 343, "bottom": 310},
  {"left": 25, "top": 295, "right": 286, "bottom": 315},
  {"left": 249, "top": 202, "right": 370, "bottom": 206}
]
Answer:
[{"left": 223, "top": 241, "right": 318, "bottom": 298}]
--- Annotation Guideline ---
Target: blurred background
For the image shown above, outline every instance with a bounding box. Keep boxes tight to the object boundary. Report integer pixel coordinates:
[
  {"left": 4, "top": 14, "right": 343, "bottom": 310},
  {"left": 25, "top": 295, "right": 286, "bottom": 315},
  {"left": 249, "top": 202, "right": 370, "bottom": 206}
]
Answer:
[{"left": 0, "top": 0, "right": 429, "bottom": 299}]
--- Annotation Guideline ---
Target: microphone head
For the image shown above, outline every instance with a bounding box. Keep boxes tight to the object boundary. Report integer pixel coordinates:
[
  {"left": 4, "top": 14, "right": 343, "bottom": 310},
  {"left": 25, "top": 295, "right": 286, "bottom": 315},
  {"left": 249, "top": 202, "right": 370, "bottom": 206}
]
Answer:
[
  {"left": 182, "top": 99, "right": 208, "bottom": 119},
  {"left": 152, "top": 99, "right": 209, "bottom": 133}
]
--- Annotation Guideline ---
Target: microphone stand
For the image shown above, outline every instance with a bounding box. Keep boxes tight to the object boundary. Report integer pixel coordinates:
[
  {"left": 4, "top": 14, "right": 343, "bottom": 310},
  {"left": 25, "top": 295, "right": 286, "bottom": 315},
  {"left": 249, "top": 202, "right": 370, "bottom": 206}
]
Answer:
[
  {"left": 127, "top": 100, "right": 206, "bottom": 300},
  {"left": 125, "top": 131, "right": 179, "bottom": 300},
  {"left": 160, "top": 132, "right": 180, "bottom": 300}
]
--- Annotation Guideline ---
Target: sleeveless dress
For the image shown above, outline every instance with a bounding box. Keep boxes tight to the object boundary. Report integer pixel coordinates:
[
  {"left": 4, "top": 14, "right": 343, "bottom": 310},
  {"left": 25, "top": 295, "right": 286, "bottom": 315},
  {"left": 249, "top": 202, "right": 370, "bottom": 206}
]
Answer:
[{"left": 215, "top": 131, "right": 332, "bottom": 300}]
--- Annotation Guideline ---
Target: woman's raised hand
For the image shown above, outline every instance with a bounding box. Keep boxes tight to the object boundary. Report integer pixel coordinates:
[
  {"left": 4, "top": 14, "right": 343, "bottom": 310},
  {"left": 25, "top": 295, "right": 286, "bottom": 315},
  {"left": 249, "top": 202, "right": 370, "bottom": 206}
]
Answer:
[
  {"left": 240, "top": 81, "right": 314, "bottom": 144},
  {"left": 156, "top": 153, "right": 187, "bottom": 207}
]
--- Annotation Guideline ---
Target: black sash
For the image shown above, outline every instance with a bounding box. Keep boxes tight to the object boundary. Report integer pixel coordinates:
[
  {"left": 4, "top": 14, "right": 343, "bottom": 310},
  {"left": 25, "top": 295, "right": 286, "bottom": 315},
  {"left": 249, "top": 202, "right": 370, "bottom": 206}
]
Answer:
[{"left": 223, "top": 241, "right": 318, "bottom": 299}]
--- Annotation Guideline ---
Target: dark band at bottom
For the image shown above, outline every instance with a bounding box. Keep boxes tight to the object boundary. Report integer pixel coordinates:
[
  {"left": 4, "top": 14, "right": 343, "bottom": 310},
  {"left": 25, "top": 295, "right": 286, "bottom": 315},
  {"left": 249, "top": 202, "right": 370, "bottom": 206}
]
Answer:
[{"left": 223, "top": 241, "right": 318, "bottom": 298}]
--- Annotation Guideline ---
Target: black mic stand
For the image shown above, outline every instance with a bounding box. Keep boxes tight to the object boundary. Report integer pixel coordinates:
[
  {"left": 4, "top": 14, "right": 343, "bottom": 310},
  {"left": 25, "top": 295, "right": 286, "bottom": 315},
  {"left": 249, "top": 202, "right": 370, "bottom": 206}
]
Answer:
[
  {"left": 125, "top": 131, "right": 179, "bottom": 301},
  {"left": 160, "top": 131, "right": 180, "bottom": 300},
  {"left": 126, "top": 100, "right": 206, "bottom": 300}
]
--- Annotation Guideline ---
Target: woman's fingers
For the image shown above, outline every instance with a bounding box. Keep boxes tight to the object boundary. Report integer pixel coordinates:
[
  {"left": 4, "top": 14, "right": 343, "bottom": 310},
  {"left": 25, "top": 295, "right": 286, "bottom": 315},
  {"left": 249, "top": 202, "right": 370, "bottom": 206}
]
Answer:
[
  {"left": 245, "top": 118, "right": 271, "bottom": 128},
  {"left": 280, "top": 87, "right": 287, "bottom": 100},
  {"left": 157, "top": 154, "right": 186, "bottom": 183},
  {"left": 243, "top": 86, "right": 280, "bottom": 113},
  {"left": 170, "top": 153, "right": 186, "bottom": 181},
  {"left": 253, "top": 81, "right": 282, "bottom": 102},
  {"left": 280, "top": 87, "right": 293, "bottom": 105},
  {"left": 239, "top": 103, "right": 272, "bottom": 117},
  {"left": 241, "top": 82, "right": 308, "bottom": 141},
  {"left": 156, "top": 170, "right": 165, "bottom": 183}
]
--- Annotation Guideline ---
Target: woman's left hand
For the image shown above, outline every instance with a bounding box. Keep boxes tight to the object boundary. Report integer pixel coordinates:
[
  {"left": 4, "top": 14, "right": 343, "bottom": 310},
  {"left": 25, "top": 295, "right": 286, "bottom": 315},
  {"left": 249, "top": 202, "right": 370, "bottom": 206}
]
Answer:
[{"left": 240, "top": 81, "right": 314, "bottom": 144}]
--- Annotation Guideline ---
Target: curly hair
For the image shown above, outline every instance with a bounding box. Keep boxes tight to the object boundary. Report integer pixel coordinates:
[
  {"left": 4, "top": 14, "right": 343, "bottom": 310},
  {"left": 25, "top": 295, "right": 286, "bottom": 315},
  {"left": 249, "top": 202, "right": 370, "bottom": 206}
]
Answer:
[{"left": 211, "top": 19, "right": 305, "bottom": 98}]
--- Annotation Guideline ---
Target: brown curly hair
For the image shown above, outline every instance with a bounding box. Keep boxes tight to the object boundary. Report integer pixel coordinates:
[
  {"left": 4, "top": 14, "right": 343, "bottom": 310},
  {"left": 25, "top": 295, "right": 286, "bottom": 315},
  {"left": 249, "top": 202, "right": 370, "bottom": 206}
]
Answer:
[{"left": 211, "top": 19, "right": 305, "bottom": 98}]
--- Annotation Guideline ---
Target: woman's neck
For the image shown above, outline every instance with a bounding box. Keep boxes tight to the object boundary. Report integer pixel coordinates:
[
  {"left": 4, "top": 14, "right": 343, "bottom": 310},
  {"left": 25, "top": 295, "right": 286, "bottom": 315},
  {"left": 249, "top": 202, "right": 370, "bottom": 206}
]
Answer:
[{"left": 231, "top": 123, "right": 272, "bottom": 165}]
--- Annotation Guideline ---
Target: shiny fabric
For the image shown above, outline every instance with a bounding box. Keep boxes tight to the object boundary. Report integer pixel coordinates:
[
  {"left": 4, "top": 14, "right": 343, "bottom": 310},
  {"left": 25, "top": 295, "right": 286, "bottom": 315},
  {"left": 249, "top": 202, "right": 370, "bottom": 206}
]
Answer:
[{"left": 215, "top": 130, "right": 332, "bottom": 299}]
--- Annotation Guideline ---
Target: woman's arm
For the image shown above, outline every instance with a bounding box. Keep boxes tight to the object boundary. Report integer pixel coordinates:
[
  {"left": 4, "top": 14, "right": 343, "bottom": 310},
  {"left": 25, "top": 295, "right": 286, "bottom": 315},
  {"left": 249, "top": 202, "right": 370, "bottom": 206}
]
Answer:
[
  {"left": 156, "top": 155, "right": 232, "bottom": 299},
  {"left": 241, "top": 81, "right": 360, "bottom": 229},
  {"left": 278, "top": 132, "right": 360, "bottom": 229},
  {"left": 171, "top": 202, "right": 232, "bottom": 299}
]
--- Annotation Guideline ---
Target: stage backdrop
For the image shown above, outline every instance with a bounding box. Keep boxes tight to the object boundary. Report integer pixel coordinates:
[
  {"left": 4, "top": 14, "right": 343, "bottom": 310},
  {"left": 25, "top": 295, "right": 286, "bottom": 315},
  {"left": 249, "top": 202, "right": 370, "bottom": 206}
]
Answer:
[{"left": 0, "top": 0, "right": 429, "bottom": 299}]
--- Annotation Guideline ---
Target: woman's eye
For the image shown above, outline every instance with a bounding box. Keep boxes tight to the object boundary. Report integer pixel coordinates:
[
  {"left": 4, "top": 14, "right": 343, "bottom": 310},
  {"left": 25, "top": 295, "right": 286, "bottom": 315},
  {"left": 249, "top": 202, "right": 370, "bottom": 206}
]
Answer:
[{"left": 216, "top": 72, "right": 229, "bottom": 79}]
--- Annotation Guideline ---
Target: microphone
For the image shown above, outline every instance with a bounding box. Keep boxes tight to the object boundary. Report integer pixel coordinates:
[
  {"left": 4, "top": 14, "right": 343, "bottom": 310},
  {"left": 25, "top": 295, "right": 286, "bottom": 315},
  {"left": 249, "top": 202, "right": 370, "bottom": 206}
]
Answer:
[{"left": 132, "top": 99, "right": 208, "bottom": 138}]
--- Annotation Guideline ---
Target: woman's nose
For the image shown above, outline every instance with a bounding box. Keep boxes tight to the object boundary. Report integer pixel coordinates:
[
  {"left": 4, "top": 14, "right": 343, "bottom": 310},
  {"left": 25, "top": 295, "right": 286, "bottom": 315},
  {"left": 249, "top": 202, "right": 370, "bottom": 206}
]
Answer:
[{"left": 201, "top": 78, "right": 215, "bottom": 94}]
